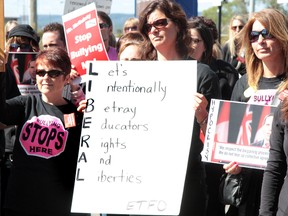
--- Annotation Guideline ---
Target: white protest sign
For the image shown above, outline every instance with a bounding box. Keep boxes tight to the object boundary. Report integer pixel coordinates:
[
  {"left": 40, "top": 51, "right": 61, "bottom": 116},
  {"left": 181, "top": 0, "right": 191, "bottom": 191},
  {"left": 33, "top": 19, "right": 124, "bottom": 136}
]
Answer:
[
  {"left": 72, "top": 60, "right": 197, "bottom": 215},
  {"left": 64, "top": 0, "right": 112, "bottom": 14},
  {"left": 202, "top": 99, "right": 276, "bottom": 169}
]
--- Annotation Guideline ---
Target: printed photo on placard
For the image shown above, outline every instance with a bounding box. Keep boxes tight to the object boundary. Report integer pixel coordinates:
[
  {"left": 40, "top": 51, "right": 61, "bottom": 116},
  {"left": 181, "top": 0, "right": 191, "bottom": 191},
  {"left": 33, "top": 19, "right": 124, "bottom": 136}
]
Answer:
[
  {"left": 202, "top": 99, "right": 276, "bottom": 169},
  {"left": 7, "top": 52, "right": 40, "bottom": 95}
]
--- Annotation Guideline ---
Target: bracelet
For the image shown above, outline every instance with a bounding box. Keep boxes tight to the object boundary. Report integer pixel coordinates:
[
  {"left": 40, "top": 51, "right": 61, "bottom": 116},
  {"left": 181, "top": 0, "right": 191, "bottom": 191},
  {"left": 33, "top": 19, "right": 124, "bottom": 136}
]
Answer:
[{"left": 197, "top": 115, "right": 208, "bottom": 126}]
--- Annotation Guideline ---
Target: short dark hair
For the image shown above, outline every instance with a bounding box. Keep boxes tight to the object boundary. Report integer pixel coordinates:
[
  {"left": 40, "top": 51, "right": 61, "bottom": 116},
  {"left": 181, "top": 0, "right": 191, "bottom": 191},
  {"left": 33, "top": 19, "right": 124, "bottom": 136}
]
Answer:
[
  {"left": 97, "top": 11, "right": 112, "bottom": 27},
  {"left": 36, "top": 48, "right": 71, "bottom": 76},
  {"left": 43, "top": 22, "right": 66, "bottom": 47}
]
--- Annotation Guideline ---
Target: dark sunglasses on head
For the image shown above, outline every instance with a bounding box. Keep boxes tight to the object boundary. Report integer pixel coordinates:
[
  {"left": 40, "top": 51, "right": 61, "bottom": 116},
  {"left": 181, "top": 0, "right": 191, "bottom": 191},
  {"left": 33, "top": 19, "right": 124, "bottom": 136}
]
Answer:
[
  {"left": 10, "top": 43, "right": 32, "bottom": 51},
  {"left": 249, "top": 29, "right": 274, "bottom": 43},
  {"left": 99, "top": 23, "right": 110, "bottom": 29},
  {"left": 144, "top": 18, "right": 170, "bottom": 34},
  {"left": 36, "top": 69, "right": 65, "bottom": 78}
]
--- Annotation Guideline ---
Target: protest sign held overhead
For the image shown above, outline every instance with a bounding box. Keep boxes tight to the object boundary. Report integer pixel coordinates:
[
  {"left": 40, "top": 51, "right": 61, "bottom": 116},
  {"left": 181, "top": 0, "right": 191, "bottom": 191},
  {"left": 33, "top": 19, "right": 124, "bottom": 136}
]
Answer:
[{"left": 63, "top": 3, "right": 109, "bottom": 83}]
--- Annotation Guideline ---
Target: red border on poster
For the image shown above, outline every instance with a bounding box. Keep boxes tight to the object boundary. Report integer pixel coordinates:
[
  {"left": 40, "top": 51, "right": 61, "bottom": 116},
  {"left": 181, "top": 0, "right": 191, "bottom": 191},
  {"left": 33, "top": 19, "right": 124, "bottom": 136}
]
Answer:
[{"left": 202, "top": 99, "right": 277, "bottom": 170}]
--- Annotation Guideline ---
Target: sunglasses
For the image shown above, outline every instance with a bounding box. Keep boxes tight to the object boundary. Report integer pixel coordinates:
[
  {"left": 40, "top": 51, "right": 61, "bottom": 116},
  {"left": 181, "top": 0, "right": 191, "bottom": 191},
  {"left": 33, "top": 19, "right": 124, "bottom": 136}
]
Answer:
[
  {"left": 124, "top": 26, "right": 138, "bottom": 32},
  {"left": 144, "top": 18, "right": 170, "bottom": 33},
  {"left": 10, "top": 43, "right": 32, "bottom": 52},
  {"left": 99, "top": 23, "right": 110, "bottom": 29},
  {"left": 231, "top": 25, "right": 244, "bottom": 31},
  {"left": 249, "top": 29, "right": 274, "bottom": 43},
  {"left": 36, "top": 69, "right": 65, "bottom": 78}
]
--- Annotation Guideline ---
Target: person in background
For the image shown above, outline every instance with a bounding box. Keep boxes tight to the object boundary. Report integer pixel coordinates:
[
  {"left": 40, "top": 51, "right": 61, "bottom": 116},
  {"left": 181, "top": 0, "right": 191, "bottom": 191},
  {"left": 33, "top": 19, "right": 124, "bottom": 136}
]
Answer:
[
  {"left": 22, "top": 58, "right": 36, "bottom": 84},
  {"left": 0, "top": 48, "right": 87, "bottom": 216},
  {"left": 117, "top": 32, "right": 146, "bottom": 60},
  {"left": 0, "top": 24, "right": 40, "bottom": 216},
  {"left": 188, "top": 17, "right": 238, "bottom": 100},
  {"left": 188, "top": 17, "right": 240, "bottom": 216},
  {"left": 196, "top": 16, "right": 223, "bottom": 60},
  {"left": 223, "top": 15, "right": 247, "bottom": 76},
  {"left": 224, "top": 8, "right": 288, "bottom": 216},
  {"left": 97, "top": 11, "right": 118, "bottom": 60},
  {"left": 4, "top": 20, "right": 18, "bottom": 42},
  {"left": 138, "top": 0, "right": 220, "bottom": 215},
  {"left": 122, "top": 17, "right": 139, "bottom": 35},
  {"left": 42, "top": 22, "right": 85, "bottom": 106},
  {"left": 251, "top": 113, "right": 273, "bottom": 148}
]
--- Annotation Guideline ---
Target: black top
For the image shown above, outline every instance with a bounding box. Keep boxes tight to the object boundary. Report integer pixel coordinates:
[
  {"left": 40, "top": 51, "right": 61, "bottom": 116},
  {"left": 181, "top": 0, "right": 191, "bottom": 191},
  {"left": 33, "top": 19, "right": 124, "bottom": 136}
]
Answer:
[
  {"left": 259, "top": 103, "right": 288, "bottom": 215},
  {"left": 222, "top": 43, "right": 246, "bottom": 76},
  {"left": 229, "top": 73, "right": 285, "bottom": 216},
  {"left": 0, "top": 73, "right": 83, "bottom": 216}
]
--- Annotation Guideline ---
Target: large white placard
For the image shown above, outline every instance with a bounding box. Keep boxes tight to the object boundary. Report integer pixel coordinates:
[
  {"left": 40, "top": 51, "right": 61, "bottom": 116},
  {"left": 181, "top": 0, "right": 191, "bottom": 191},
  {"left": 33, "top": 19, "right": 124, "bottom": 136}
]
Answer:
[{"left": 71, "top": 60, "right": 197, "bottom": 215}]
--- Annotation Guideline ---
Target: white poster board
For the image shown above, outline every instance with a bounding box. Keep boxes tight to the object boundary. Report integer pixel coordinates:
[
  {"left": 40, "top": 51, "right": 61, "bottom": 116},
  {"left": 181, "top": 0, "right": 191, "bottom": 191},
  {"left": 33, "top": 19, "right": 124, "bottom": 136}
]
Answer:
[
  {"left": 64, "top": 0, "right": 112, "bottom": 14},
  {"left": 71, "top": 60, "right": 197, "bottom": 215},
  {"left": 202, "top": 99, "right": 276, "bottom": 170}
]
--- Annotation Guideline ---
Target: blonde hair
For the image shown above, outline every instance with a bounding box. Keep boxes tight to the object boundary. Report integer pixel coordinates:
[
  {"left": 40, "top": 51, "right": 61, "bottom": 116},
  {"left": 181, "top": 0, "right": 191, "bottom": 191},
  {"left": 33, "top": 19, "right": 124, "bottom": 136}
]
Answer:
[
  {"left": 5, "top": 20, "right": 18, "bottom": 40},
  {"left": 123, "top": 18, "right": 139, "bottom": 34},
  {"left": 226, "top": 15, "right": 246, "bottom": 57},
  {"left": 240, "top": 9, "right": 288, "bottom": 90}
]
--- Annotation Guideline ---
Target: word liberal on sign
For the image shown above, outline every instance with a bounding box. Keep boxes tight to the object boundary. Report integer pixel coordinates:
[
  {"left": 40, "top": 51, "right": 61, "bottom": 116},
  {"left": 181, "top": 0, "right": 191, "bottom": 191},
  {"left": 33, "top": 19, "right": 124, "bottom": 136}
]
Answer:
[{"left": 71, "top": 60, "right": 197, "bottom": 215}]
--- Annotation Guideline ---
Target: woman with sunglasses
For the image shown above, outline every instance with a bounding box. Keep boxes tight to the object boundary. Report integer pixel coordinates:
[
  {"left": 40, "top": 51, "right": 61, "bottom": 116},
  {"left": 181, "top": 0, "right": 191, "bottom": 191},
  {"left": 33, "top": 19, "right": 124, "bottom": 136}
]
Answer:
[
  {"left": 0, "top": 24, "right": 41, "bottom": 215},
  {"left": 0, "top": 48, "right": 88, "bottom": 216},
  {"left": 223, "top": 8, "right": 288, "bottom": 216},
  {"left": 257, "top": 10, "right": 288, "bottom": 216},
  {"left": 223, "top": 15, "right": 247, "bottom": 76},
  {"left": 138, "top": 1, "right": 220, "bottom": 215}
]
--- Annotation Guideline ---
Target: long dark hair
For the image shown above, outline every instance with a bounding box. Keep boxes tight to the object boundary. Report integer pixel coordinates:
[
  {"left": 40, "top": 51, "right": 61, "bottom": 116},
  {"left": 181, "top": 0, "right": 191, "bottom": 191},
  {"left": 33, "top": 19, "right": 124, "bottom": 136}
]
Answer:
[
  {"left": 188, "top": 19, "right": 214, "bottom": 64},
  {"left": 138, "top": 0, "right": 192, "bottom": 60}
]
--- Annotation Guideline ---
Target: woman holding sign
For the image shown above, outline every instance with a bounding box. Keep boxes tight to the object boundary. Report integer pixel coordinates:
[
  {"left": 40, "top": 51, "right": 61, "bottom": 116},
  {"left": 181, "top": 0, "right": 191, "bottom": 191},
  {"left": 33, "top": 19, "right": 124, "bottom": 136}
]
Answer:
[
  {"left": 223, "top": 8, "right": 288, "bottom": 216},
  {"left": 0, "top": 48, "right": 87, "bottom": 216},
  {"left": 138, "top": 0, "right": 220, "bottom": 215}
]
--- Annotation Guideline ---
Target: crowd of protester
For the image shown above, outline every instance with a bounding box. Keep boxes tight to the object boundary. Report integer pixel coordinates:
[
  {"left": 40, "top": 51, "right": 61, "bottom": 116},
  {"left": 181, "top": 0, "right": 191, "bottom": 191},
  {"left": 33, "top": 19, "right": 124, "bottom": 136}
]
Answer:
[{"left": 1, "top": 0, "right": 288, "bottom": 216}]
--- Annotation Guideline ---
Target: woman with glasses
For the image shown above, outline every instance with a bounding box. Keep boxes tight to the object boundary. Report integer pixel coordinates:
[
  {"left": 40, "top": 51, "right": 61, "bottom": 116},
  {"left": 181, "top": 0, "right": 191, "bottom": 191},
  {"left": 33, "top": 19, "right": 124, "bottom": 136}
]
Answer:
[
  {"left": 223, "top": 15, "right": 247, "bottom": 76},
  {"left": 0, "top": 48, "right": 87, "bottom": 216},
  {"left": 138, "top": 0, "right": 220, "bottom": 215},
  {"left": 97, "top": 11, "right": 118, "bottom": 60},
  {"left": 257, "top": 10, "right": 288, "bottom": 216},
  {"left": 122, "top": 17, "right": 139, "bottom": 35},
  {"left": 4, "top": 24, "right": 40, "bottom": 97},
  {"left": 223, "top": 8, "right": 288, "bottom": 216},
  {"left": 0, "top": 24, "right": 40, "bottom": 215}
]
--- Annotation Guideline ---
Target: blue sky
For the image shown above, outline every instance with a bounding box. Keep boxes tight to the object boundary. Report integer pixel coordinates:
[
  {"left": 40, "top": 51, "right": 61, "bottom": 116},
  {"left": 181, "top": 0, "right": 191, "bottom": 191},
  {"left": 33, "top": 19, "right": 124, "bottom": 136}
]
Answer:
[{"left": 4, "top": 0, "right": 210, "bottom": 17}]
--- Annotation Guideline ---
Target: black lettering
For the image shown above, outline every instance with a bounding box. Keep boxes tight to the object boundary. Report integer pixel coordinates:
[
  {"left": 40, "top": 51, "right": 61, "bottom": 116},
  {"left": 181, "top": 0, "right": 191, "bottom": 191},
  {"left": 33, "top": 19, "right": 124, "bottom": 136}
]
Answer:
[
  {"left": 81, "top": 135, "right": 90, "bottom": 148},
  {"left": 78, "top": 152, "right": 87, "bottom": 162},
  {"left": 38, "top": 127, "right": 49, "bottom": 145},
  {"left": 83, "top": 117, "right": 92, "bottom": 128},
  {"left": 21, "top": 123, "right": 33, "bottom": 140},
  {"left": 86, "top": 98, "right": 94, "bottom": 112},
  {"left": 76, "top": 168, "right": 84, "bottom": 181},
  {"left": 46, "top": 128, "right": 57, "bottom": 147},
  {"left": 55, "top": 131, "right": 65, "bottom": 150},
  {"left": 31, "top": 123, "right": 42, "bottom": 142}
]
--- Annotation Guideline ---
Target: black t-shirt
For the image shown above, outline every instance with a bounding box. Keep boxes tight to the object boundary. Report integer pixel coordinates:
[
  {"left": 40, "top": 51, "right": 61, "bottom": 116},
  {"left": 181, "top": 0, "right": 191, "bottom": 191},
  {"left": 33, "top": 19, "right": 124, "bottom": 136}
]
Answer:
[
  {"left": 231, "top": 73, "right": 285, "bottom": 102},
  {"left": 0, "top": 84, "right": 83, "bottom": 215}
]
